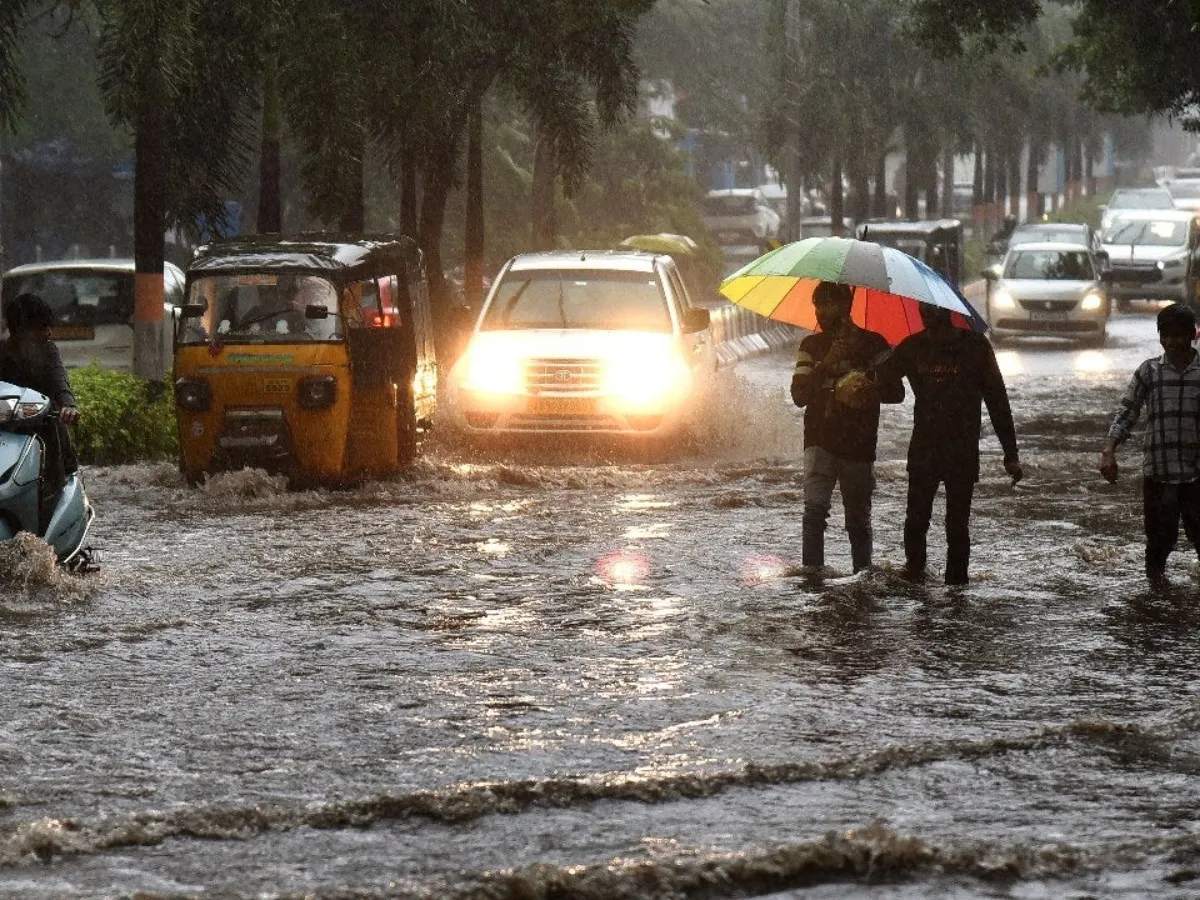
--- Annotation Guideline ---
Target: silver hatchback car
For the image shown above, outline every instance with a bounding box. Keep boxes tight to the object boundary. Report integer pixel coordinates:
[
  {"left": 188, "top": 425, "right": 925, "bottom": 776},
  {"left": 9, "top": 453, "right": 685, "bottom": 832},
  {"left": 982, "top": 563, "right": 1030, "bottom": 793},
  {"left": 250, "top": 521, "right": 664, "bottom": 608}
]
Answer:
[{"left": 983, "top": 241, "right": 1110, "bottom": 347}]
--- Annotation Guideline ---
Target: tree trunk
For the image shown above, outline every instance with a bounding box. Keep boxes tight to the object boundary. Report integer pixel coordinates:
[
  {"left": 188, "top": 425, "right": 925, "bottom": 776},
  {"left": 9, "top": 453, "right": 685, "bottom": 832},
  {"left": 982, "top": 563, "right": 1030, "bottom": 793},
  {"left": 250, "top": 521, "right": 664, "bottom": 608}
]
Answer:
[
  {"left": 903, "top": 148, "right": 919, "bottom": 220},
  {"left": 1008, "top": 150, "right": 1021, "bottom": 218},
  {"left": 924, "top": 151, "right": 938, "bottom": 218},
  {"left": 531, "top": 129, "right": 557, "bottom": 250},
  {"left": 133, "top": 66, "right": 167, "bottom": 383},
  {"left": 873, "top": 152, "right": 887, "bottom": 218},
  {"left": 972, "top": 140, "right": 985, "bottom": 232},
  {"left": 400, "top": 150, "right": 418, "bottom": 239},
  {"left": 1025, "top": 138, "right": 1041, "bottom": 220},
  {"left": 338, "top": 132, "right": 365, "bottom": 233},
  {"left": 830, "top": 156, "right": 845, "bottom": 235},
  {"left": 983, "top": 144, "right": 997, "bottom": 231},
  {"left": 941, "top": 146, "right": 954, "bottom": 219},
  {"left": 464, "top": 98, "right": 485, "bottom": 311},
  {"left": 418, "top": 160, "right": 452, "bottom": 357},
  {"left": 256, "top": 56, "right": 281, "bottom": 233},
  {"left": 786, "top": 143, "right": 804, "bottom": 243}
]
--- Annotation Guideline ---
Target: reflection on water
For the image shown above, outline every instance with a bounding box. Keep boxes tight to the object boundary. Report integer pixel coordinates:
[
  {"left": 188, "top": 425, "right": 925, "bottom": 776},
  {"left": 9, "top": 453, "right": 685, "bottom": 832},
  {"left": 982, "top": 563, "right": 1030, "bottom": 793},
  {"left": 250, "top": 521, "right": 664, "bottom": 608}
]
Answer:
[{"left": 3, "top": 317, "right": 1200, "bottom": 898}]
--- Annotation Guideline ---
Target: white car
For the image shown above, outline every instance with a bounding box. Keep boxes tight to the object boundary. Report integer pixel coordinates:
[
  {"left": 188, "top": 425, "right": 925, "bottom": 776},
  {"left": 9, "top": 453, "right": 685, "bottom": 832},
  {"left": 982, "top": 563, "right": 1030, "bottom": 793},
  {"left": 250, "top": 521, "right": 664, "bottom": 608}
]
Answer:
[
  {"left": 1101, "top": 209, "right": 1200, "bottom": 306},
  {"left": 1167, "top": 178, "right": 1200, "bottom": 213},
  {"left": 451, "top": 250, "right": 715, "bottom": 446},
  {"left": 983, "top": 241, "right": 1109, "bottom": 347},
  {"left": 1, "top": 258, "right": 183, "bottom": 373}
]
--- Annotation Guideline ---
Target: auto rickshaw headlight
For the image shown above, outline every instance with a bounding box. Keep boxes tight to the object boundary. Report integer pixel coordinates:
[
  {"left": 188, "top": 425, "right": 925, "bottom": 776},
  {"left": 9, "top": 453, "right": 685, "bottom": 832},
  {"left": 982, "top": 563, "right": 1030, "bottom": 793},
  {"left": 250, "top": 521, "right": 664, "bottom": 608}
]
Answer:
[
  {"left": 175, "top": 378, "right": 212, "bottom": 412},
  {"left": 298, "top": 375, "right": 338, "bottom": 409}
]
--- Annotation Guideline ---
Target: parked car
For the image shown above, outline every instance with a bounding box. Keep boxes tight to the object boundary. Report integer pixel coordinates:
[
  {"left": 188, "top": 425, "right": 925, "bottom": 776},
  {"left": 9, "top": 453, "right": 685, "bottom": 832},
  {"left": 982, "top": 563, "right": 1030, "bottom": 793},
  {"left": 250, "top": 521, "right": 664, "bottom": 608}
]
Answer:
[
  {"left": 700, "top": 188, "right": 780, "bottom": 253},
  {"left": 1100, "top": 187, "right": 1176, "bottom": 230},
  {"left": 1101, "top": 209, "right": 1200, "bottom": 309},
  {"left": 0, "top": 258, "right": 183, "bottom": 373},
  {"left": 450, "top": 250, "right": 715, "bottom": 448},
  {"left": 1167, "top": 179, "right": 1200, "bottom": 212},
  {"left": 982, "top": 241, "right": 1110, "bottom": 347}
]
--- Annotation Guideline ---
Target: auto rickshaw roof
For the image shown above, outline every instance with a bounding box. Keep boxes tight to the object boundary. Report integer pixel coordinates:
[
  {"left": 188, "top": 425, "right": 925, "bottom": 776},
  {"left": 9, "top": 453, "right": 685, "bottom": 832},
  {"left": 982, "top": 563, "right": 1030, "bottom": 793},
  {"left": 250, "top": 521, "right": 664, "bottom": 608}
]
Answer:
[
  {"left": 858, "top": 218, "right": 963, "bottom": 238},
  {"left": 188, "top": 233, "right": 421, "bottom": 280}
]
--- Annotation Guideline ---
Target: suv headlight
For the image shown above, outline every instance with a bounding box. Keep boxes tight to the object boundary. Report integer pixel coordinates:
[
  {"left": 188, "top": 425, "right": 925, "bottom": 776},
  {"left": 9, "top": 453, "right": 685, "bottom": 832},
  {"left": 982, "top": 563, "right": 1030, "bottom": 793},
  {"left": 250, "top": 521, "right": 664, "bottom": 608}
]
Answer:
[
  {"left": 603, "top": 349, "right": 689, "bottom": 406},
  {"left": 1080, "top": 291, "right": 1104, "bottom": 311},
  {"left": 463, "top": 337, "right": 524, "bottom": 394}
]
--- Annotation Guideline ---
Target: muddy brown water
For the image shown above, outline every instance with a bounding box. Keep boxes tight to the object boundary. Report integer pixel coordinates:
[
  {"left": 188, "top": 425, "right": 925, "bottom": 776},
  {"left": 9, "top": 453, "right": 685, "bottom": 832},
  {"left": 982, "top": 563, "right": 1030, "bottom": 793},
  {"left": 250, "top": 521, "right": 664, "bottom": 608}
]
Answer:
[{"left": 2, "top": 311, "right": 1198, "bottom": 899}]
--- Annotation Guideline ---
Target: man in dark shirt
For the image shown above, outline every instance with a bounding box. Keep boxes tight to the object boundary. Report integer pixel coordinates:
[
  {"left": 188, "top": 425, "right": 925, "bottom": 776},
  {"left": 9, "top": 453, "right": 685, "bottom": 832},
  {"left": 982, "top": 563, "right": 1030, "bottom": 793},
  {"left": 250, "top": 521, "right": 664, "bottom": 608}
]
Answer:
[
  {"left": 791, "top": 281, "right": 905, "bottom": 573},
  {"left": 876, "top": 303, "right": 1023, "bottom": 585}
]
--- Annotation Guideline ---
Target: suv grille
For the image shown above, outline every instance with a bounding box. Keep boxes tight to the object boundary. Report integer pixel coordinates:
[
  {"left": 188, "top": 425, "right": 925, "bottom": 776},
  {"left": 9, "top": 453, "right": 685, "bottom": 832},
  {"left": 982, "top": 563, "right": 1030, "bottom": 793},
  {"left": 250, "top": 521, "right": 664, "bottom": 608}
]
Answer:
[{"left": 525, "top": 358, "right": 603, "bottom": 393}]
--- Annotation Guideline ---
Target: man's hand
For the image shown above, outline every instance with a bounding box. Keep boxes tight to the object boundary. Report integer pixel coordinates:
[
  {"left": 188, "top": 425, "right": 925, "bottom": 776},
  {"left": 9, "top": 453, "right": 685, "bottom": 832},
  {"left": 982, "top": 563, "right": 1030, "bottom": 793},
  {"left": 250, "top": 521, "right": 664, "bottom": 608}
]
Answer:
[
  {"left": 59, "top": 406, "right": 80, "bottom": 426},
  {"left": 1004, "top": 458, "right": 1023, "bottom": 485},
  {"left": 1099, "top": 449, "right": 1118, "bottom": 483}
]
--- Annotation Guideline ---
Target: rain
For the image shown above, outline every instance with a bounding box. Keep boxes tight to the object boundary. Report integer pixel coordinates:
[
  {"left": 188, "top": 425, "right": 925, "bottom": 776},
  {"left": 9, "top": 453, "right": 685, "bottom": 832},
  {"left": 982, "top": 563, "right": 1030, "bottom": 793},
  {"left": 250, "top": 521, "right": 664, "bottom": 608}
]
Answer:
[{"left": 3, "top": 2, "right": 1200, "bottom": 898}]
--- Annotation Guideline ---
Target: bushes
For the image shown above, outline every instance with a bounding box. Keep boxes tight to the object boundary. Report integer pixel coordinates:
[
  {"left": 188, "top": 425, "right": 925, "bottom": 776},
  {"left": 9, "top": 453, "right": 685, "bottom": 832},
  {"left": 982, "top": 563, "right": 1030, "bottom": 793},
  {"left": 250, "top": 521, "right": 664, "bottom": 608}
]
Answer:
[{"left": 69, "top": 366, "right": 178, "bottom": 464}]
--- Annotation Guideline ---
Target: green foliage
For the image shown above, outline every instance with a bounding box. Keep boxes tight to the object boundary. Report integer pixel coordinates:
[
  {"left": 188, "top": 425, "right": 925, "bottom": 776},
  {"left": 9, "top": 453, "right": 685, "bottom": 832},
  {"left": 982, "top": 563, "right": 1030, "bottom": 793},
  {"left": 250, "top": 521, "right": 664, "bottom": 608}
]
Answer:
[
  {"left": 70, "top": 365, "right": 178, "bottom": 464},
  {"left": 1045, "top": 193, "right": 1106, "bottom": 230}
]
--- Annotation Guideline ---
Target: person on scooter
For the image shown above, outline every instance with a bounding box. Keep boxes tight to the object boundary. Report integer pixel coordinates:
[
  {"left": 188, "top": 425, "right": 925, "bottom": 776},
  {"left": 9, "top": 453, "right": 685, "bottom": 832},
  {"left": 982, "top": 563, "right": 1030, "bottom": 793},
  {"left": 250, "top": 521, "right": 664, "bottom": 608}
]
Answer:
[{"left": 0, "top": 292, "right": 81, "bottom": 498}]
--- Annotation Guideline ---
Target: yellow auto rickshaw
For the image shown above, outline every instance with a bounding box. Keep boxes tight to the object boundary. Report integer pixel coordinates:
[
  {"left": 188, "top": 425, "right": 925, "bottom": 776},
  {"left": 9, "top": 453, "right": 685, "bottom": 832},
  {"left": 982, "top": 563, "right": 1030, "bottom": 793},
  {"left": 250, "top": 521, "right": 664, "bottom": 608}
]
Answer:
[{"left": 173, "top": 234, "right": 437, "bottom": 486}]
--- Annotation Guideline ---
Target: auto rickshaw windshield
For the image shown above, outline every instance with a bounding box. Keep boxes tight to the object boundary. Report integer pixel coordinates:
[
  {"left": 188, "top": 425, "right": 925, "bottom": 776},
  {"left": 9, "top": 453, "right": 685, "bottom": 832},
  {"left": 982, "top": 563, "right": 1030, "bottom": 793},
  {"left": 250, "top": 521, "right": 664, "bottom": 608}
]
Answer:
[{"left": 180, "top": 273, "right": 341, "bottom": 343}]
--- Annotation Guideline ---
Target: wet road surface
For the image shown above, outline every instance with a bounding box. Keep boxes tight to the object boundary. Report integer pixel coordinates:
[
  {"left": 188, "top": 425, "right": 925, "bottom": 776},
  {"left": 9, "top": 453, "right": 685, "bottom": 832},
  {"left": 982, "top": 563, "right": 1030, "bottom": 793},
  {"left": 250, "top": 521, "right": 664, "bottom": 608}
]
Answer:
[{"left": 2, "top": 309, "right": 1199, "bottom": 898}]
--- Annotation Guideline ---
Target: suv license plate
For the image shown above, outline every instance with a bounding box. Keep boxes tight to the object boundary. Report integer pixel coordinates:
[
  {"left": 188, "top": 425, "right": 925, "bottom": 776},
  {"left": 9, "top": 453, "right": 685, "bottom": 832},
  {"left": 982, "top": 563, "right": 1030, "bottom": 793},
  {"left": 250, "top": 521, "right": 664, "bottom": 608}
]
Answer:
[
  {"left": 529, "top": 396, "right": 596, "bottom": 416},
  {"left": 1030, "top": 311, "right": 1068, "bottom": 322}
]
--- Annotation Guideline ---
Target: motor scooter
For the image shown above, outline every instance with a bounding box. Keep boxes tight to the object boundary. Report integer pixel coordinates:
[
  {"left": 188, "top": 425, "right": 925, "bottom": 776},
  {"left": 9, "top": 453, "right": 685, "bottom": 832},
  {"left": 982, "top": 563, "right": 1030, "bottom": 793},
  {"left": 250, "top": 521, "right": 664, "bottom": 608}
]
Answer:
[{"left": 0, "top": 380, "right": 96, "bottom": 571}]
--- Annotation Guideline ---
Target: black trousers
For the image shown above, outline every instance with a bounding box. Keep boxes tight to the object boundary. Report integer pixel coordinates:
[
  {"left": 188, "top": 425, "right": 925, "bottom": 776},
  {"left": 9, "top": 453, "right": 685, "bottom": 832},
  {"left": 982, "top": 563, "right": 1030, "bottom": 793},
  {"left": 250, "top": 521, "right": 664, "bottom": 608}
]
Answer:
[
  {"left": 1143, "top": 477, "right": 1200, "bottom": 577},
  {"left": 905, "top": 469, "right": 976, "bottom": 585}
]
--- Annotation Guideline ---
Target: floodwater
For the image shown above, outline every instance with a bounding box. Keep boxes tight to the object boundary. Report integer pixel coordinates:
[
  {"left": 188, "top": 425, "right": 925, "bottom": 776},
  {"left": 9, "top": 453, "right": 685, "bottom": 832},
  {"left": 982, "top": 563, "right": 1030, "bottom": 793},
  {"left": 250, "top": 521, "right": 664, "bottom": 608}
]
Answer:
[{"left": 2, "top": 310, "right": 1199, "bottom": 899}]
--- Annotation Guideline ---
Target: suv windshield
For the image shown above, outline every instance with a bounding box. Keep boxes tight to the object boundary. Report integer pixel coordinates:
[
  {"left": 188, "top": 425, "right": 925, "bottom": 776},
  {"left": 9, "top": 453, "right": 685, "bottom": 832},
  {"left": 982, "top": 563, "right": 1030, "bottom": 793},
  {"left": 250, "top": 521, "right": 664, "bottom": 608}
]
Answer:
[
  {"left": 179, "top": 273, "right": 341, "bottom": 343},
  {"left": 1101, "top": 219, "right": 1187, "bottom": 247},
  {"left": 1110, "top": 189, "right": 1174, "bottom": 209},
  {"left": 703, "top": 195, "right": 757, "bottom": 217},
  {"left": 1004, "top": 249, "right": 1095, "bottom": 280},
  {"left": 3, "top": 270, "right": 133, "bottom": 327},
  {"left": 482, "top": 269, "right": 670, "bottom": 332}
]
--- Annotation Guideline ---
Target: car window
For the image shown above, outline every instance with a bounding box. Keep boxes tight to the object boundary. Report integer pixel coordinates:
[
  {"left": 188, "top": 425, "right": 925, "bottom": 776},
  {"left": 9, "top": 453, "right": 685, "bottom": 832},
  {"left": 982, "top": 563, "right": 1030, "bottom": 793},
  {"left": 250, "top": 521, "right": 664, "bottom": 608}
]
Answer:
[
  {"left": 482, "top": 269, "right": 671, "bottom": 332},
  {"left": 1004, "top": 249, "right": 1095, "bottom": 280},
  {"left": 663, "top": 264, "right": 691, "bottom": 312},
  {"left": 1101, "top": 219, "right": 1187, "bottom": 247},
  {"left": 4, "top": 270, "right": 134, "bottom": 326},
  {"left": 1168, "top": 181, "right": 1200, "bottom": 200}
]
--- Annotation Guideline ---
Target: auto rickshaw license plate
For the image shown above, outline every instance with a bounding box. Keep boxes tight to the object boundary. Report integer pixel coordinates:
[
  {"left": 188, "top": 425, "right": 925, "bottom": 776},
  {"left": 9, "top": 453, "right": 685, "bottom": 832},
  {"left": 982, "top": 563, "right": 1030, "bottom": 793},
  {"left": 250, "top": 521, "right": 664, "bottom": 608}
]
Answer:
[
  {"left": 529, "top": 396, "right": 596, "bottom": 416},
  {"left": 263, "top": 378, "right": 291, "bottom": 395}
]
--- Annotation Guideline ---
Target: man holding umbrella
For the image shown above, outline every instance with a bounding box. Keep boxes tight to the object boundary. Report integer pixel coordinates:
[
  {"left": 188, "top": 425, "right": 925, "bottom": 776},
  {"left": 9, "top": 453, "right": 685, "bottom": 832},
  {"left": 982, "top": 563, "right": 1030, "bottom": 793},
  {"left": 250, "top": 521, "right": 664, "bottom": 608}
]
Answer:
[
  {"left": 874, "top": 303, "right": 1024, "bottom": 586},
  {"left": 791, "top": 281, "right": 905, "bottom": 574}
]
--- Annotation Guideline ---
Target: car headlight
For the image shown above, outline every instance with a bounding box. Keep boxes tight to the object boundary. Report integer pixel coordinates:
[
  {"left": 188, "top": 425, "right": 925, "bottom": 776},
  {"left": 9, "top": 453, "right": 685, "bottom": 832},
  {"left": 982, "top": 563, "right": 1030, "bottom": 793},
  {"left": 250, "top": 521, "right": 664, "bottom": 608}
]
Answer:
[
  {"left": 992, "top": 288, "right": 1016, "bottom": 310},
  {"left": 462, "top": 337, "right": 524, "bottom": 394},
  {"left": 603, "top": 349, "right": 689, "bottom": 406},
  {"left": 1080, "top": 291, "right": 1104, "bottom": 311},
  {"left": 1157, "top": 256, "right": 1184, "bottom": 270}
]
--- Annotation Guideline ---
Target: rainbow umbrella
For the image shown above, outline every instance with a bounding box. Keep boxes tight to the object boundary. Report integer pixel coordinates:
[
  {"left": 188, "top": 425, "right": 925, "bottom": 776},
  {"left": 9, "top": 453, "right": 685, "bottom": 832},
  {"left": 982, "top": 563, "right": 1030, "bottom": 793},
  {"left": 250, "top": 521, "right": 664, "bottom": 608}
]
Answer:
[{"left": 719, "top": 236, "right": 987, "bottom": 346}]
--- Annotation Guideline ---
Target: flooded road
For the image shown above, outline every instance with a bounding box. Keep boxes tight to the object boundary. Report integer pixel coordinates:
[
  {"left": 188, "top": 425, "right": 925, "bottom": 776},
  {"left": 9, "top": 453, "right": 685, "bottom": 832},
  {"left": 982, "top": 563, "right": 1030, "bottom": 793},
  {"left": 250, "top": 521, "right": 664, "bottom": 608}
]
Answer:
[{"left": 2, "top": 310, "right": 1199, "bottom": 899}]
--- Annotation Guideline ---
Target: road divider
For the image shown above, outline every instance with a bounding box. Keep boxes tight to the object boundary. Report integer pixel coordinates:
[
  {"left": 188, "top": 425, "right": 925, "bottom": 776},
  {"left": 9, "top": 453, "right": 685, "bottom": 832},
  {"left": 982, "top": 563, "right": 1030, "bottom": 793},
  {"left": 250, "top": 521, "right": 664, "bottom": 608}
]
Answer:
[{"left": 704, "top": 301, "right": 805, "bottom": 366}]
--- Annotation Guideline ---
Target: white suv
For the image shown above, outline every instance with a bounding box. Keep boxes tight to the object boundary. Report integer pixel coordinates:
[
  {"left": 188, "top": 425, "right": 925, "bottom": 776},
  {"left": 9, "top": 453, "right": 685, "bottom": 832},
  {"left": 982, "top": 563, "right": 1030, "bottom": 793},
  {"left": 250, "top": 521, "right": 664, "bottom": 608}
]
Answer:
[{"left": 451, "top": 250, "right": 715, "bottom": 443}]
